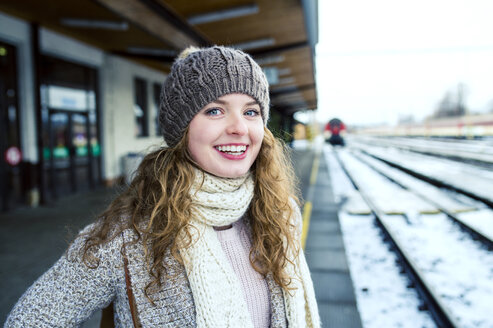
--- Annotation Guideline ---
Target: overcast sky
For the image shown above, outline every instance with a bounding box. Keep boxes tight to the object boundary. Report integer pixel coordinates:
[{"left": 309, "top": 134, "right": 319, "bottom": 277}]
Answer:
[{"left": 314, "top": 0, "right": 493, "bottom": 126}]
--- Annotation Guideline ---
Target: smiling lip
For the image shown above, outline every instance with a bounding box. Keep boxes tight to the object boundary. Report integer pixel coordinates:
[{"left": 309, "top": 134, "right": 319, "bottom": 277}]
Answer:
[{"left": 214, "top": 144, "right": 249, "bottom": 160}]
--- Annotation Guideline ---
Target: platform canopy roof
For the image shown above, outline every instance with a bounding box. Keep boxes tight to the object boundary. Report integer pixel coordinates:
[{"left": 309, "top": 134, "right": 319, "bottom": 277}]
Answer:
[{"left": 1, "top": 0, "right": 318, "bottom": 115}]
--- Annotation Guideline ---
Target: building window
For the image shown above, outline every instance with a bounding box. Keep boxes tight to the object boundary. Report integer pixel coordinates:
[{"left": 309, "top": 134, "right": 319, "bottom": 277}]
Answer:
[
  {"left": 134, "top": 78, "right": 148, "bottom": 137},
  {"left": 153, "top": 83, "right": 162, "bottom": 136}
]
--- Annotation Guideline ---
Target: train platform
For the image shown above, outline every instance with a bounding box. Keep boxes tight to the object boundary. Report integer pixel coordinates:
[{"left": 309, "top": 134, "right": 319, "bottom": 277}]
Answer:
[
  {"left": 292, "top": 145, "right": 362, "bottom": 328},
  {"left": 1, "top": 146, "right": 362, "bottom": 327}
]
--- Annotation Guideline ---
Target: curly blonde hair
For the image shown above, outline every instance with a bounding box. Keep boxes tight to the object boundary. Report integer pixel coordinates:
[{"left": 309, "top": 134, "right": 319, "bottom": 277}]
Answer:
[{"left": 82, "top": 127, "right": 300, "bottom": 300}]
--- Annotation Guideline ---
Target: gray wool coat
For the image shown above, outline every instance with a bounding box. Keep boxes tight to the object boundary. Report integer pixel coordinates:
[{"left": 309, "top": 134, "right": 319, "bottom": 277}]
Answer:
[{"left": 5, "top": 224, "right": 288, "bottom": 327}]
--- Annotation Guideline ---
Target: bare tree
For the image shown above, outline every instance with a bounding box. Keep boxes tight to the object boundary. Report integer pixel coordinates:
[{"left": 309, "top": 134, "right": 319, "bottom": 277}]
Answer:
[{"left": 433, "top": 83, "right": 467, "bottom": 118}]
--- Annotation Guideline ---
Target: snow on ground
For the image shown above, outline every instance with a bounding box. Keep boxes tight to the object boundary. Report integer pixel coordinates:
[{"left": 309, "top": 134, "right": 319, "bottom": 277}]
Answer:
[
  {"left": 338, "top": 149, "right": 437, "bottom": 214},
  {"left": 352, "top": 150, "right": 479, "bottom": 213},
  {"left": 351, "top": 148, "right": 493, "bottom": 241},
  {"left": 456, "top": 209, "right": 493, "bottom": 241},
  {"left": 291, "top": 139, "right": 312, "bottom": 150},
  {"left": 383, "top": 213, "right": 493, "bottom": 328},
  {"left": 340, "top": 213, "right": 436, "bottom": 328},
  {"left": 324, "top": 145, "right": 436, "bottom": 327},
  {"left": 324, "top": 142, "right": 493, "bottom": 328},
  {"left": 324, "top": 145, "right": 371, "bottom": 214},
  {"left": 355, "top": 145, "right": 493, "bottom": 203},
  {"left": 349, "top": 136, "right": 493, "bottom": 163}
]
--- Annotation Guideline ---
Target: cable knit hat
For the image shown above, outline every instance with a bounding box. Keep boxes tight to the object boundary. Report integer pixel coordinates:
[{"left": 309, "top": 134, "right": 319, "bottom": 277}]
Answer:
[{"left": 159, "top": 46, "right": 270, "bottom": 147}]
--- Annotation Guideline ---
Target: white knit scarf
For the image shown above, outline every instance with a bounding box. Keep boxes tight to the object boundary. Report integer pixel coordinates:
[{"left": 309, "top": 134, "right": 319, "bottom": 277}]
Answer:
[{"left": 178, "top": 169, "right": 320, "bottom": 327}]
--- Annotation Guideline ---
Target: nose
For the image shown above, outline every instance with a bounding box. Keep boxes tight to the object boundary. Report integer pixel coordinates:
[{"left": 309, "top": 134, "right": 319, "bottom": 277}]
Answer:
[{"left": 226, "top": 114, "right": 248, "bottom": 135}]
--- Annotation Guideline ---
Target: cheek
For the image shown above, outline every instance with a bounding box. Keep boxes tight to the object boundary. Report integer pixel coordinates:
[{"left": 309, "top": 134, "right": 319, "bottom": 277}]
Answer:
[
  {"left": 188, "top": 117, "right": 213, "bottom": 144},
  {"left": 252, "top": 125, "right": 265, "bottom": 145},
  {"left": 187, "top": 125, "right": 208, "bottom": 161},
  {"left": 250, "top": 126, "right": 265, "bottom": 156},
  {"left": 187, "top": 140, "right": 199, "bottom": 164}
]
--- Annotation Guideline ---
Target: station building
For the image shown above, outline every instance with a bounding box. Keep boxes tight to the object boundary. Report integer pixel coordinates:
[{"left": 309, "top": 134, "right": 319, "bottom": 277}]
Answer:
[{"left": 0, "top": 0, "right": 318, "bottom": 211}]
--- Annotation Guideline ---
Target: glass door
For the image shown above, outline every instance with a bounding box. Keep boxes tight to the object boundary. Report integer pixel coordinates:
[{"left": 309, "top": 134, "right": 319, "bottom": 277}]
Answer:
[
  {"left": 46, "top": 111, "right": 92, "bottom": 198},
  {"left": 71, "top": 112, "right": 92, "bottom": 192},
  {"left": 39, "top": 55, "right": 101, "bottom": 203}
]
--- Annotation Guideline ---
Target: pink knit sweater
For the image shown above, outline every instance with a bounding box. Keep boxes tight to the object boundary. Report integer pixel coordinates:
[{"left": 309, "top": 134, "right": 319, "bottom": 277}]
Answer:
[{"left": 215, "top": 220, "right": 271, "bottom": 328}]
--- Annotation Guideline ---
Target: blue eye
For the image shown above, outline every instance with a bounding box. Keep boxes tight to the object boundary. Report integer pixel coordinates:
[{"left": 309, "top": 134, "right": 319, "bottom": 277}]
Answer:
[
  {"left": 205, "top": 108, "right": 222, "bottom": 116},
  {"left": 245, "top": 109, "right": 260, "bottom": 117}
]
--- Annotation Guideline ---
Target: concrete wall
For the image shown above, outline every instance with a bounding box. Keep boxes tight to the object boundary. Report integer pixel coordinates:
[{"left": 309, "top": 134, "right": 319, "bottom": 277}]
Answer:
[
  {"left": 40, "top": 28, "right": 104, "bottom": 67},
  {"left": 101, "top": 55, "right": 166, "bottom": 180},
  {"left": 0, "top": 10, "right": 167, "bottom": 182}
]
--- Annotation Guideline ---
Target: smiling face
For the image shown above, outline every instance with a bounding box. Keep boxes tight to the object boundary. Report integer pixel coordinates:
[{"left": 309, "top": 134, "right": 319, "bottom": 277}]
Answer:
[{"left": 187, "top": 93, "right": 265, "bottom": 178}]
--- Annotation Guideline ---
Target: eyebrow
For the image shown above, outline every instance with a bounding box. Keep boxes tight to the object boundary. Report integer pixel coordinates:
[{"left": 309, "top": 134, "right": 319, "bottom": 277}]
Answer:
[{"left": 212, "top": 100, "right": 259, "bottom": 106}]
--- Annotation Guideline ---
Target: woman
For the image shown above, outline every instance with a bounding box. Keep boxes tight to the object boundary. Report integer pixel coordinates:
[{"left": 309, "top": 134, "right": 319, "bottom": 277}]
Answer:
[{"left": 6, "top": 46, "right": 320, "bottom": 327}]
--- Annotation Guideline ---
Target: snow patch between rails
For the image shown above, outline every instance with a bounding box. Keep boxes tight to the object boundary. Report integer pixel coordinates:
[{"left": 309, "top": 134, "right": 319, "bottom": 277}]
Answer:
[{"left": 340, "top": 213, "right": 436, "bottom": 328}]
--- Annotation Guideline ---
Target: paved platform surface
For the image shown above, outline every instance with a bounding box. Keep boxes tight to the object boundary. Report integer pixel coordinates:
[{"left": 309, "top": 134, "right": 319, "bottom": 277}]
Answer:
[
  {"left": 294, "top": 148, "right": 362, "bottom": 328},
  {"left": 0, "top": 185, "right": 119, "bottom": 326},
  {"left": 1, "top": 147, "right": 362, "bottom": 327}
]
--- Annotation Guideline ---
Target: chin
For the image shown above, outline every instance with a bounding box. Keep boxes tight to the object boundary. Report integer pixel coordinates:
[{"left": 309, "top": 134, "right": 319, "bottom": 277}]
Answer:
[
  {"left": 220, "top": 172, "right": 247, "bottom": 179},
  {"left": 214, "top": 168, "right": 249, "bottom": 179}
]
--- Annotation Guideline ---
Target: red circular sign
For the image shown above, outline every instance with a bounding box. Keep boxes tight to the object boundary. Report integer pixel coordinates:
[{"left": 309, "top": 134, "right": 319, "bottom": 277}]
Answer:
[{"left": 5, "top": 146, "right": 22, "bottom": 166}]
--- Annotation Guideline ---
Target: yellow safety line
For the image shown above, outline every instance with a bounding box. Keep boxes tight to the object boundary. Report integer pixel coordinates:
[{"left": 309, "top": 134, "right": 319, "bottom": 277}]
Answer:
[
  {"left": 301, "top": 201, "right": 312, "bottom": 248},
  {"left": 301, "top": 152, "right": 320, "bottom": 249},
  {"left": 309, "top": 154, "right": 320, "bottom": 185}
]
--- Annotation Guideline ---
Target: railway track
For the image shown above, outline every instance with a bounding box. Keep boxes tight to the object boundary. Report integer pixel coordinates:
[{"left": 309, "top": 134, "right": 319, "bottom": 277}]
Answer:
[
  {"left": 349, "top": 136, "right": 493, "bottom": 168},
  {"left": 361, "top": 149, "right": 493, "bottom": 209},
  {"left": 330, "top": 147, "right": 493, "bottom": 328},
  {"left": 350, "top": 151, "right": 493, "bottom": 250},
  {"left": 348, "top": 140, "right": 493, "bottom": 209}
]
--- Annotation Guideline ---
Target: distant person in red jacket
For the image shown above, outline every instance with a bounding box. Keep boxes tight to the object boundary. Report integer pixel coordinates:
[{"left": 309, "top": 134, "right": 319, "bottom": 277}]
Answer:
[{"left": 325, "top": 118, "right": 345, "bottom": 146}]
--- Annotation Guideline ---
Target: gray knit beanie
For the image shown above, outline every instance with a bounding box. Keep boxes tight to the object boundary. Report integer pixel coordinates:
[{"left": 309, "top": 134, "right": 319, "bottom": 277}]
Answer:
[{"left": 159, "top": 46, "right": 270, "bottom": 147}]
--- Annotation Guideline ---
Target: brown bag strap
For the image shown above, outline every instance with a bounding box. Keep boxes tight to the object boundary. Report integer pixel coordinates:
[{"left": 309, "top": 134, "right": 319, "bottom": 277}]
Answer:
[
  {"left": 121, "top": 232, "right": 140, "bottom": 328},
  {"left": 100, "top": 233, "right": 139, "bottom": 328},
  {"left": 122, "top": 252, "right": 139, "bottom": 327}
]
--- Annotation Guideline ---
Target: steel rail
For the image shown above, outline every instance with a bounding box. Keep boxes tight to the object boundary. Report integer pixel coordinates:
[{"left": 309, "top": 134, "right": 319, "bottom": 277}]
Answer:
[
  {"left": 333, "top": 150, "right": 461, "bottom": 328},
  {"left": 352, "top": 151, "right": 493, "bottom": 250},
  {"left": 362, "top": 150, "right": 493, "bottom": 209}
]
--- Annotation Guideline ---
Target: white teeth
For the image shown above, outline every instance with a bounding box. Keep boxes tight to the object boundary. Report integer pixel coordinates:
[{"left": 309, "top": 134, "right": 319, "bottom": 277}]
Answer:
[{"left": 216, "top": 145, "right": 247, "bottom": 153}]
